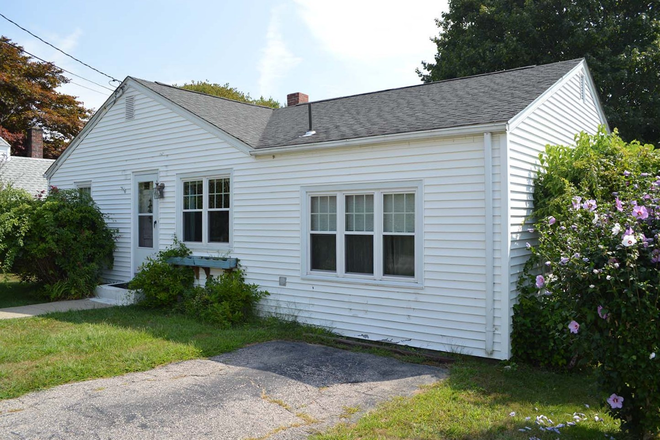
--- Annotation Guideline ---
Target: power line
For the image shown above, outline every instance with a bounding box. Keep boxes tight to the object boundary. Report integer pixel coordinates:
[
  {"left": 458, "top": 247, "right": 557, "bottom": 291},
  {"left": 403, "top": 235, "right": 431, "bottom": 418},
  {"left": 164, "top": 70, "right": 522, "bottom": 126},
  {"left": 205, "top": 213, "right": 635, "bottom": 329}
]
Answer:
[
  {"left": 0, "top": 39, "right": 115, "bottom": 92},
  {"left": 69, "top": 80, "right": 112, "bottom": 95},
  {"left": 0, "top": 12, "right": 120, "bottom": 83}
]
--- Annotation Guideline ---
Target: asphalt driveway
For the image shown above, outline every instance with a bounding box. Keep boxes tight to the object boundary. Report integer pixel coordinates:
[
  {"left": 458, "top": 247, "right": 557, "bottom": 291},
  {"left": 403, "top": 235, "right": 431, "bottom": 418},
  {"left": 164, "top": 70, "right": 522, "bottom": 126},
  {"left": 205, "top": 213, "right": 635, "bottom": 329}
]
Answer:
[{"left": 0, "top": 341, "right": 447, "bottom": 439}]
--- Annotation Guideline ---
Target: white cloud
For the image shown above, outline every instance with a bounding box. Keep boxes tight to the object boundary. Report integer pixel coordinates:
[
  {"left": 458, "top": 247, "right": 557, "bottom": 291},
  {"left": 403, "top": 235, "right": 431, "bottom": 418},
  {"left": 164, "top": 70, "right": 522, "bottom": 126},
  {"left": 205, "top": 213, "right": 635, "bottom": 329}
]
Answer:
[
  {"left": 293, "top": 0, "right": 446, "bottom": 62},
  {"left": 258, "top": 5, "right": 303, "bottom": 98}
]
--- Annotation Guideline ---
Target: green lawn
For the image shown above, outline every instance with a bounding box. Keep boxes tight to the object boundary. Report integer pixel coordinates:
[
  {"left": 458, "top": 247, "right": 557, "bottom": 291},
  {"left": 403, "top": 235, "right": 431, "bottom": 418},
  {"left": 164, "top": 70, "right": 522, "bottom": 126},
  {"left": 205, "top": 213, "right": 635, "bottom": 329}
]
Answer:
[
  {"left": 313, "top": 360, "right": 625, "bottom": 440},
  {"left": 0, "top": 302, "right": 628, "bottom": 439},
  {"left": 0, "top": 306, "right": 328, "bottom": 400},
  {"left": 0, "top": 276, "right": 46, "bottom": 308}
]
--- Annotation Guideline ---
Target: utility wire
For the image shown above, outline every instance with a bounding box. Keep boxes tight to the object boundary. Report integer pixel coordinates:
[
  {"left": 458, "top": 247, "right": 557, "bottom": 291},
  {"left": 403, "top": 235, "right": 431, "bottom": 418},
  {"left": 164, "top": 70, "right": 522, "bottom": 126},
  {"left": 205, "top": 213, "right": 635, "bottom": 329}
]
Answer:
[
  {"left": 0, "top": 39, "right": 115, "bottom": 92},
  {"left": 69, "top": 80, "right": 112, "bottom": 95},
  {"left": 0, "top": 12, "right": 120, "bottom": 83}
]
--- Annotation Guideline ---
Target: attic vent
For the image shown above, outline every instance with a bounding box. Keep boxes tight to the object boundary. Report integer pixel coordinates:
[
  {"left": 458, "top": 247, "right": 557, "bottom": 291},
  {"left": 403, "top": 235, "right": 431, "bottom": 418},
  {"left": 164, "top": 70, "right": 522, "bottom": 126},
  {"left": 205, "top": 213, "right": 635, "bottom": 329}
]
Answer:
[
  {"left": 125, "top": 96, "right": 135, "bottom": 120},
  {"left": 580, "top": 74, "right": 586, "bottom": 102}
]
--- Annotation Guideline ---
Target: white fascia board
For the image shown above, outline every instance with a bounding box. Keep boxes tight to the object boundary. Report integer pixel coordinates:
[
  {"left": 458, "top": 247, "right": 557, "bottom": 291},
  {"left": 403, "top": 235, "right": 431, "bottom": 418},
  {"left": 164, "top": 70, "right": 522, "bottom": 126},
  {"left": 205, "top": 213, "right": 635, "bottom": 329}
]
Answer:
[
  {"left": 250, "top": 122, "right": 507, "bottom": 156},
  {"left": 508, "top": 60, "right": 591, "bottom": 132},
  {"left": 45, "top": 79, "right": 129, "bottom": 179},
  {"left": 128, "top": 80, "right": 254, "bottom": 156},
  {"left": 583, "top": 64, "right": 611, "bottom": 132}
]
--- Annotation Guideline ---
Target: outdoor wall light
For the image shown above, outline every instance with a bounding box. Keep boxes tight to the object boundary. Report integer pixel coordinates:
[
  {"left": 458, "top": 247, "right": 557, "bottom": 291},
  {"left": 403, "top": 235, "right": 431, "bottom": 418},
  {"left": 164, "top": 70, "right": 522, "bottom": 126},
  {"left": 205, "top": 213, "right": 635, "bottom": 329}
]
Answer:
[{"left": 154, "top": 182, "right": 165, "bottom": 199}]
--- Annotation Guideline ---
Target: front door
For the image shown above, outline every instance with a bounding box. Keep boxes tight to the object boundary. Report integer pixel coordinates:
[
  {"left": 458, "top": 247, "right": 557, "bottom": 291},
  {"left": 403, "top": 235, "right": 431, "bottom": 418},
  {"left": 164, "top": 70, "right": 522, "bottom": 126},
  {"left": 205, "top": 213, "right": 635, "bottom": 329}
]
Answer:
[{"left": 133, "top": 172, "right": 159, "bottom": 275}]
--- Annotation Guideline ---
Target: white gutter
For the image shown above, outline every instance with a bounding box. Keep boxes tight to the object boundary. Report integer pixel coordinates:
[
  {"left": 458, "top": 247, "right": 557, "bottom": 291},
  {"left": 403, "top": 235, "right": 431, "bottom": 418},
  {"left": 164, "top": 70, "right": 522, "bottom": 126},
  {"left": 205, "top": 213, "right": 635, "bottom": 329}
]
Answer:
[
  {"left": 484, "top": 132, "right": 495, "bottom": 355},
  {"left": 250, "top": 122, "right": 507, "bottom": 156}
]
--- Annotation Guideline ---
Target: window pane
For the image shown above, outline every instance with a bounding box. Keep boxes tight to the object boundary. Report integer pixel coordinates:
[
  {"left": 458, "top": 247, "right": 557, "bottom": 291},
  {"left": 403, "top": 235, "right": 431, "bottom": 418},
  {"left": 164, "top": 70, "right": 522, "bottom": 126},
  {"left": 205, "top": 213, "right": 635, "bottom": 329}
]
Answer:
[
  {"left": 311, "top": 234, "right": 336, "bottom": 271},
  {"left": 346, "top": 195, "right": 355, "bottom": 213},
  {"left": 311, "top": 197, "right": 319, "bottom": 213},
  {"left": 209, "top": 211, "right": 229, "bottom": 243},
  {"left": 345, "top": 235, "right": 373, "bottom": 274},
  {"left": 138, "top": 215, "right": 153, "bottom": 248},
  {"left": 405, "top": 193, "right": 415, "bottom": 212},
  {"left": 393, "top": 213, "right": 405, "bottom": 232},
  {"left": 384, "top": 213, "right": 393, "bottom": 232},
  {"left": 405, "top": 213, "right": 415, "bottom": 233},
  {"left": 393, "top": 194, "right": 405, "bottom": 212},
  {"left": 366, "top": 213, "right": 374, "bottom": 231},
  {"left": 383, "top": 235, "right": 415, "bottom": 277},
  {"left": 383, "top": 194, "right": 393, "bottom": 212},
  {"left": 320, "top": 214, "right": 328, "bottom": 231},
  {"left": 311, "top": 214, "right": 319, "bottom": 231},
  {"left": 138, "top": 182, "right": 153, "bottom": 214},
  {"left": 183, "top": 212, "right": 202, "bottom": 242},
  {"left": 346, "top": 213, "right": 354, "bottom": 231},
  {"left": 355, "top": 213, "right": 364, "bottom": 231}
]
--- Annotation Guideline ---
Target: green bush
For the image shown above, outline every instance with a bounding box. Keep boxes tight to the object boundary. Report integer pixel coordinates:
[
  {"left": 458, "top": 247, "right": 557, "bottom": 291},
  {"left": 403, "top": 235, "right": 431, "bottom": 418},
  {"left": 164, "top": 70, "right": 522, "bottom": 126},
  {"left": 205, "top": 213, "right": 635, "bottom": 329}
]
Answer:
[
  {"left": 128, "top": 240, "right": 194, "bottom": 307},
  {"left": 0, "top": 187, "right": 116, "bottom": 299},
  {"left": 130, "top": 241, "right": 268, "bottom": 327},
  {"left": 182, "top": 270, "right": 269, "bottom": 328},
  {"left": 0, "top": 185, "right": 33, "bottom": 274},
  {"left": 513, "top": 129, "right": 660, "bottom": 437}
]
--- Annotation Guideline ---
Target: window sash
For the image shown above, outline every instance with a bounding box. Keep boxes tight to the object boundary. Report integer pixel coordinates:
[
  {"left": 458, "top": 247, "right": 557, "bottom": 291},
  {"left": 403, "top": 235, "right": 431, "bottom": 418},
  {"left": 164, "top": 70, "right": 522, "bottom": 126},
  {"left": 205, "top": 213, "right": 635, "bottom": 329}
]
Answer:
[
  {"left": 181, "top": 176, "right": 230, "bottom": 245},
  {"left": 307, "top": 189, "right": 418, "bottom": 282}
]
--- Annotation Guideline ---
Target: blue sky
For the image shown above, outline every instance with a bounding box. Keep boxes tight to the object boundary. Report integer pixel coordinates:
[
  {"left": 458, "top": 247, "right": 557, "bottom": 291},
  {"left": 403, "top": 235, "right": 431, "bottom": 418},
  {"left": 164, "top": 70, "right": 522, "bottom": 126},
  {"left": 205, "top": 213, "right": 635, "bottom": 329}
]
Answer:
[{"left": 2, "top": 0, "right": 448, "bottom": 110}]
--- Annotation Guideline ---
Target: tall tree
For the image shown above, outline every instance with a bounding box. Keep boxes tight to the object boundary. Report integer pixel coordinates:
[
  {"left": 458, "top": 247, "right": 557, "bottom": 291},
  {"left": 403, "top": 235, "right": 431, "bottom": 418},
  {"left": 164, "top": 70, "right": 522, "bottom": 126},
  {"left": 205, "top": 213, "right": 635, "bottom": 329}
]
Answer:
[
  {"left": 0, "top": 37, "right": 92, "bottom": 159},
  {"left": 177, "top": 80, "right": 281, "bottom": 109},
  {"left": 418, "top": 0, "right": 660, "bottom": 146}
]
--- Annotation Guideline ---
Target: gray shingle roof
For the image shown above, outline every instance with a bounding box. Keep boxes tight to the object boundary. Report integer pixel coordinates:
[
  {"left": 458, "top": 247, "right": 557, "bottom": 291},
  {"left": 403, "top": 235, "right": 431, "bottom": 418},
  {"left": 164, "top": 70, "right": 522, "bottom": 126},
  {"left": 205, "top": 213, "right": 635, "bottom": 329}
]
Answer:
[
  {"left": 0, "top": 156, "right": 54, "bottom": 195},
  {"left": 133, "top": 59, "right": 582, "bottom": 150},
  {"left": 132, "top": 78, "right": 274, "bottom": 147}
]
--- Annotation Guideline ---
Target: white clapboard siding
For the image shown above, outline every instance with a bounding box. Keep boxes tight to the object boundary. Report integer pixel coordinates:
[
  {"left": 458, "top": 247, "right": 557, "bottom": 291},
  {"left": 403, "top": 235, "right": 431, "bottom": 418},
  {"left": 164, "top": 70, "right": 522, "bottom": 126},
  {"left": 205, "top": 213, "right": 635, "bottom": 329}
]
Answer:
[
  {"left": 506, "top": 64, "right": 607, "bottom": 333},
  {"left": 50, "top": 84, "right": 507, "bottom": 359}
]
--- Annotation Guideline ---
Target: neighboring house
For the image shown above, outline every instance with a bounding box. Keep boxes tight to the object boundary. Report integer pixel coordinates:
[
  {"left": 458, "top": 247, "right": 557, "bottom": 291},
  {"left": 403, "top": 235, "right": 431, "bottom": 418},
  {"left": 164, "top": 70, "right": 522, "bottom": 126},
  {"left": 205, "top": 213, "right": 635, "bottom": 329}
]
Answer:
[
  {"left": 46, "top": 58, "right": 608, "bottom": 359},
  {"left": 0, "top": 129, "right": 55, "bottom": 196}
]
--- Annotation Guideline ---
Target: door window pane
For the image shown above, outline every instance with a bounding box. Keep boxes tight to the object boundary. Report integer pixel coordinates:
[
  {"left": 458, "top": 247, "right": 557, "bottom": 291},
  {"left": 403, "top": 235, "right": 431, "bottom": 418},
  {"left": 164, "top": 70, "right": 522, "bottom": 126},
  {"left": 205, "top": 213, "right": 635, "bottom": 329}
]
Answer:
[
  {"left": 311, "top": 234, "right": 336, "bottom": 271},
  {"left": 138, "top": 182, "right": 153, "bottom": 213},
  {"left": 345, "top": 235, "right": 373, "bottom": 274},
  {"left": 138, "top": 216, "right": 153, "bottom": 248},
  {"left": 383, "top": 235, "right": 415, "bottom": 277},
  {"left": 183, "top": 211, "right": 202, "bottom": 242},
  {"left": 209, "top": 211, "right": 229, "bottom": 243}
]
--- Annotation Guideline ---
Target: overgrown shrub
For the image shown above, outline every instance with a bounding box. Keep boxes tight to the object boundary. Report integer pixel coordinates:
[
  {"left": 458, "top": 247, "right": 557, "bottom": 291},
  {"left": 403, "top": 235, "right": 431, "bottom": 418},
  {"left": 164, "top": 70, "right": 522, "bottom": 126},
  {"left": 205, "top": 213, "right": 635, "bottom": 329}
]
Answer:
[
  {"left": 0, "top": 187, "right": 116, "bottom": 299},
  {"left": 513, "top": 129, "right": 660, "bottom": 437},
  {"left": 0, "top": 185, "right": 33, "bottom": 274},
  {"left": 128, "top": 239, "right": 194, "bottom": 307},
  {"left": 182, "top": 270, "right": 268, "bottom": 328},
  {"left": 130, "top": 241, "right": 269, "bottom": 327}
]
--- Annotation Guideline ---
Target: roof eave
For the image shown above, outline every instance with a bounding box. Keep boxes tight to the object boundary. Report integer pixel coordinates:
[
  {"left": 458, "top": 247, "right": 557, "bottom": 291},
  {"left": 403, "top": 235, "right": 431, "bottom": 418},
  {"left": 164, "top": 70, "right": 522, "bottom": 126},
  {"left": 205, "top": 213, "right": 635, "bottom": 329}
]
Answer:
[{"left": 250, "top": 122, "right": 508, "bottom": 156}]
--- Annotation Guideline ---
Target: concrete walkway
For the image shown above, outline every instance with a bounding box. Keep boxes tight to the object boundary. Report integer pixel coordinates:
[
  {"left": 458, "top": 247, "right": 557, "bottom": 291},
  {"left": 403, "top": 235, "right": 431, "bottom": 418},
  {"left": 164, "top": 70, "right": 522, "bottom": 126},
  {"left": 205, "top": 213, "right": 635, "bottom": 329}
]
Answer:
[{"left": 0, "top": 299, "right": 113, "bottom": 319}]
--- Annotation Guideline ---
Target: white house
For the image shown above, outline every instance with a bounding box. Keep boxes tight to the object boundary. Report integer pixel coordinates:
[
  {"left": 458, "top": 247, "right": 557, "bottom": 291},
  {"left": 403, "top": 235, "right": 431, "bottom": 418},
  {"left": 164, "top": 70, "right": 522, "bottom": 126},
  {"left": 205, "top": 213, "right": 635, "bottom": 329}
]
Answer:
[{"left": 46, "top": 59, "right": 608, "bottom": 359}]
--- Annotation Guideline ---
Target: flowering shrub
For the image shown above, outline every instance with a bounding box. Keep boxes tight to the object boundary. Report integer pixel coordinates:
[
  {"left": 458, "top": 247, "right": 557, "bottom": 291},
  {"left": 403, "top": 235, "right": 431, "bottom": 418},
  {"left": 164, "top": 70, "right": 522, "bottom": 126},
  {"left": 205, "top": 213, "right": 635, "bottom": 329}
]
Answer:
[{"left": 513, "top": 130, "right": 660, "bottom": 438}]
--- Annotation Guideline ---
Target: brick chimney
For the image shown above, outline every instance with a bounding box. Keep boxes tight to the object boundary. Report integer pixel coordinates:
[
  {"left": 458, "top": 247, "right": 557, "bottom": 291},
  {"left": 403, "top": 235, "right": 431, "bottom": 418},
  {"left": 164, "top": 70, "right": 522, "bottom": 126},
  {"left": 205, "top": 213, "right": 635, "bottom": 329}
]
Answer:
[
  {"left": 27, "top": 127, "right": 43, "bottom": 158},
  {"left": 287, "top": 92, "right": 309, "bottom": 107}
]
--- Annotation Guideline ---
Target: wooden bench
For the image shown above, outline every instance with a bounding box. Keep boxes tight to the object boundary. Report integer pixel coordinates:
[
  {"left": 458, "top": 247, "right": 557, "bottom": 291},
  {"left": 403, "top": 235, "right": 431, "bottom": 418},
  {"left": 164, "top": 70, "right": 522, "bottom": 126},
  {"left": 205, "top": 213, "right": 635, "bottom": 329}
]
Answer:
[{"left": 166, "top": 256, "right": 238, "bottom": 279}]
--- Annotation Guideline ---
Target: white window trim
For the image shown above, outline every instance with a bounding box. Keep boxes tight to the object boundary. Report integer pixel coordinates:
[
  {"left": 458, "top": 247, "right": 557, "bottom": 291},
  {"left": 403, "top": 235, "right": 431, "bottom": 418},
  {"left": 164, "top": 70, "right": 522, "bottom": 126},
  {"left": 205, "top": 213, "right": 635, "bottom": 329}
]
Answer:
[
  {"left": 176, "top": 169, "right": 233, "bottom": 252},
  {"left": 75, "top": 180, "right": 92, "bottom": 194},
  {"left": 301, "top": 180, "right": 423, "bottom": 288}
]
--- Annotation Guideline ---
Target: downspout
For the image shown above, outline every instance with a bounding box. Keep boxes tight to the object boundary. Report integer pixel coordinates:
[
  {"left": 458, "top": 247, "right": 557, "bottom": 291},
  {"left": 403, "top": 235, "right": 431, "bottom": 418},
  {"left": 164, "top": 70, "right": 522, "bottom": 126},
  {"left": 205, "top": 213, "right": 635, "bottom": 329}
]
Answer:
[{"left": 484, "top": 132, "right": 495, "bottom": 355}]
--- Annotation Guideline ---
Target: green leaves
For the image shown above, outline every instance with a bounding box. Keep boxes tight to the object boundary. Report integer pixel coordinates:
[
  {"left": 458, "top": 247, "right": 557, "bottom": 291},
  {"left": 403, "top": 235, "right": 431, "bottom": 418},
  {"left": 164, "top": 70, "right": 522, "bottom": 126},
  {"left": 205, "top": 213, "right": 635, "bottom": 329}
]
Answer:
[{"left": 514, "top": 130, "right": 660, "bottom": 437}]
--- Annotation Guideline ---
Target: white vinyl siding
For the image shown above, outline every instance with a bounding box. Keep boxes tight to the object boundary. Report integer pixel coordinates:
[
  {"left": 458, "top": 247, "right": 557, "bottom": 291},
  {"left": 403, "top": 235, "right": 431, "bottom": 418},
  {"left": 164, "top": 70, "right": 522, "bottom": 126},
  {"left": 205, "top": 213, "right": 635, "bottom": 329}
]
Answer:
[
  {"left": 506, "top": 65, "right": 607, "bottom": 353},
  {"left": 50, "top": 82, "right": 509, "bottom": 359}
]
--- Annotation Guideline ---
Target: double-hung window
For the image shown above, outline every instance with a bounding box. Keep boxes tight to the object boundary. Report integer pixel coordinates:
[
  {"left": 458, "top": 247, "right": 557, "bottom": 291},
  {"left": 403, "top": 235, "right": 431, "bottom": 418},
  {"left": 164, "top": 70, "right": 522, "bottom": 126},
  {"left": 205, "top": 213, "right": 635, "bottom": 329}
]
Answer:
[
  {"left": 181, "top": 175, "right": 231, "bottom": 246},
  {"left": 305, "top": 182, "right": 421, "bottom": 284}
]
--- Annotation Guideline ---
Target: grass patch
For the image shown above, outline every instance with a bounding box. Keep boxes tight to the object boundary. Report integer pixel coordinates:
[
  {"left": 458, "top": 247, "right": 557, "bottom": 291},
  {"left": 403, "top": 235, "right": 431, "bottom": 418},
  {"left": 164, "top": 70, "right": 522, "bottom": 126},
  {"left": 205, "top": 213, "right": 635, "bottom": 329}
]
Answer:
[
  {"left": 313, "top": 360, "right": 626, "bottom": 440},
  {"left": 0, "top": 306, "right": 328, "bottom": 400},
  {"left": 0, "top": 276, "right": 45, "bottom": 308}
]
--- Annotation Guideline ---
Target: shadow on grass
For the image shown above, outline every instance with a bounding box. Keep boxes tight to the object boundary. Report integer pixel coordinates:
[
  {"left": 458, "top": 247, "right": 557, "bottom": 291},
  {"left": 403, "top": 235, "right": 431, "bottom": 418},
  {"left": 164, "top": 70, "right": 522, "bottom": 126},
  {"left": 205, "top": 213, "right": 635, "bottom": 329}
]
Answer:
[
  {"left": 0, "top": 279, "right": 46, "bottom": 308},
  {"left": 44, "top": 304, "right": 329, "bottom": 357}
]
